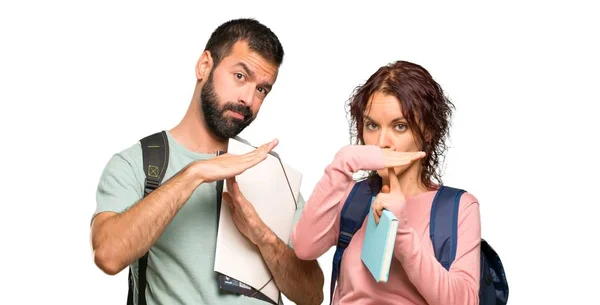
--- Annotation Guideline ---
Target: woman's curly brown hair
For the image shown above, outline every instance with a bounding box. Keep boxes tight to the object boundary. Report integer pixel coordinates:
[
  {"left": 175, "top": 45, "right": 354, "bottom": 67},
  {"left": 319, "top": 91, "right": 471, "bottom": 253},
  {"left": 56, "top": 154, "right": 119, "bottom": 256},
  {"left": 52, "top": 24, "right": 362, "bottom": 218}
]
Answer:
[{"left": 345, "top": 60, "right": 455, "bottom": 190}]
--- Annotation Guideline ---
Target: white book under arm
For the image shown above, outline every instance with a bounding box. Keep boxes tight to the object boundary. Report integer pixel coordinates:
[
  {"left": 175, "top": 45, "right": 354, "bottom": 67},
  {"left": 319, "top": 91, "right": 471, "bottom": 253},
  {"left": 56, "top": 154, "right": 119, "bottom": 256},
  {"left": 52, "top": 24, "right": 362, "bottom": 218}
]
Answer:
[{"left": 213, "top": 136, "right": 302, "bottom": 304}]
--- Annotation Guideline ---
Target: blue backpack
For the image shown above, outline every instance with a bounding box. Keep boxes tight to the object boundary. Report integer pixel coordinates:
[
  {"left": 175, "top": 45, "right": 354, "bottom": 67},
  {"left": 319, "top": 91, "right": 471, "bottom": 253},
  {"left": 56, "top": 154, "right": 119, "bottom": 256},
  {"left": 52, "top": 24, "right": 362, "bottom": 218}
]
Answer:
[{"left": 330, "top": 179, "right": 509, "bottom": 305}]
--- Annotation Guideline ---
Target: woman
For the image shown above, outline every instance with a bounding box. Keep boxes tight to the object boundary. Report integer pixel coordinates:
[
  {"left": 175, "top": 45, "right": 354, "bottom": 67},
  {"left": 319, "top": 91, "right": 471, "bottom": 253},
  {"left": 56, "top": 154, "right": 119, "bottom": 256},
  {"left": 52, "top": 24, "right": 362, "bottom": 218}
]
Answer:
[{"left": 291, "top": 60, "right": 481, "bottom": 305}]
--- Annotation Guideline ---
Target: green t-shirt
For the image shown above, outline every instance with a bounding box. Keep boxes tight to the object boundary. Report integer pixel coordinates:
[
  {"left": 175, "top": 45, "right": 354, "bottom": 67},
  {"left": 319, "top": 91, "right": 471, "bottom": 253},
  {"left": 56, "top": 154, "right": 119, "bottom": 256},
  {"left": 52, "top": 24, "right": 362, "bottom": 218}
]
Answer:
[{"left": 94, "top": 130, "right": 305, "bottom": 305}]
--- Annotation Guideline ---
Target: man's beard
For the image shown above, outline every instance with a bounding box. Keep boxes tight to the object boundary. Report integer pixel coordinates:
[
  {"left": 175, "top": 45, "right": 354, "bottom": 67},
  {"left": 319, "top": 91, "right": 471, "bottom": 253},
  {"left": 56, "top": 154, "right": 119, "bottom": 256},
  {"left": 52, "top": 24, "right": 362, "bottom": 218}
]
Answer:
[{"left": 200, "top": 73, "right": 254, "bottom": 140}]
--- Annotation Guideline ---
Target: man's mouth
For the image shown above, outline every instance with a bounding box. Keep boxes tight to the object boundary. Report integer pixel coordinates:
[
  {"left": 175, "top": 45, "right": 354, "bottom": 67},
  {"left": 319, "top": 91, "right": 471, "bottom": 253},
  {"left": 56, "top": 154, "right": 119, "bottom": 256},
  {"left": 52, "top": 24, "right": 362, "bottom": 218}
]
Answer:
[{"left": 226, "top": 110, "right": 245, "bottom": 120}]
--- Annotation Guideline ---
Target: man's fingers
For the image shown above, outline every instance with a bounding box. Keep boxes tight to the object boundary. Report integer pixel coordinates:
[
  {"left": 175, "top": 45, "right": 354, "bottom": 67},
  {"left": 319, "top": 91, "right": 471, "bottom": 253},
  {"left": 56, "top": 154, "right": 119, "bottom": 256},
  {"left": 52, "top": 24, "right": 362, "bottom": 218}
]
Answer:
[
  {"left": 222, "top": 192, "right": 235, "bottom": 211},
  {"left": 242, "top": 139, "right": 278, "bottom": 165},
  {"left": 239, "top": 141, "right": 268, "bottom": 160},
  {"left": 269, "top": 138, "right": 279, "bottom": 150},
  {"left": 235, "top": 146, "right": 270, "bottom": 172},
  {"left": 230, "top": 178, "right": 244, "bottom": 201},
  {"left": 226, "top": 177, "right": 233, "bottom": 191},
  {"left": 220, "top": 139, "right": 280, "bottom": 178},
  {"left": 226, "top": 178, "right": 238, "bottom": 197},
  {"left": 255, "top": 139, "right": 279, "bottom": 156},
  {"left": 227, "top": 177, "right": 245, "bottom": 201}
]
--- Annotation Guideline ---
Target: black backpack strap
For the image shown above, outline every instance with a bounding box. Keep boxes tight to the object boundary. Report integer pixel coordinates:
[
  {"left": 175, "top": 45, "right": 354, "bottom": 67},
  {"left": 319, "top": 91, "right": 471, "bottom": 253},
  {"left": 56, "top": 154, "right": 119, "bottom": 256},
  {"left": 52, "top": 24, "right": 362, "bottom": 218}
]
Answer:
[
  {"left": 141, "top": 131, "right": 170, "bottom": 197},
  {"left": 127, "top": 131, "right": 169, "bottom": 305}
]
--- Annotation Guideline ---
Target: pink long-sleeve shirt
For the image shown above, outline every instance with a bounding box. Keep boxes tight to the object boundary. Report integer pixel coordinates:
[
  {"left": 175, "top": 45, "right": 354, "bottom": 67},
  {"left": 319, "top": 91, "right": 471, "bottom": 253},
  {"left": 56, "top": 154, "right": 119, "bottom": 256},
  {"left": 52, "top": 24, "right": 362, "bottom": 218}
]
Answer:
[{"left": 291, "top": 145, "right": 481, "bottom": 305}]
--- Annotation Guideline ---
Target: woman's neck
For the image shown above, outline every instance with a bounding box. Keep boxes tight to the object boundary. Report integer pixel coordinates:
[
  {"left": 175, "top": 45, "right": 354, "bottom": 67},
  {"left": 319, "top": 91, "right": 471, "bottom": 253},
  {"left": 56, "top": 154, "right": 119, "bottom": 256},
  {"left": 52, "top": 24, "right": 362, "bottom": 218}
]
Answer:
[{"left": 382, "top": 163, "right": 431, "bottom": 197}]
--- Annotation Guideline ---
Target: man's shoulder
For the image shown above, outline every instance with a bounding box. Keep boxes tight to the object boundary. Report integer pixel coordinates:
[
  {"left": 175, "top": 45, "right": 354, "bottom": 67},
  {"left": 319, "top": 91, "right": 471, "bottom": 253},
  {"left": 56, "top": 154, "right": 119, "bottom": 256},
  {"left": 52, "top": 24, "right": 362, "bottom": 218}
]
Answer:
[
  {"left": 106, "top": 130, "right": 169, "bottom": 172},
  {"left": 97, "top": 138, "right": 147, "bottom": 189},
  {"left": 104, "top": 141, "right": 144, "bottom": 173},
  {"left": 115, "top": 141, "right": 143, "bottom": 163}
]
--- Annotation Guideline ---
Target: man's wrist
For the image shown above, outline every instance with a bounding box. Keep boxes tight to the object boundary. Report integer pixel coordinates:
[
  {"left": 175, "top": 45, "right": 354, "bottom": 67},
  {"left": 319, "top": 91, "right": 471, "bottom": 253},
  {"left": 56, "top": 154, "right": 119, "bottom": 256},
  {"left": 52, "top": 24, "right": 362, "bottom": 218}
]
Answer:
[
  {"left": 185, "top": 161, "right": 206, "bottom": 185},
  {"left": 256, "top": 227, "right": 279, "bottom": 249}
]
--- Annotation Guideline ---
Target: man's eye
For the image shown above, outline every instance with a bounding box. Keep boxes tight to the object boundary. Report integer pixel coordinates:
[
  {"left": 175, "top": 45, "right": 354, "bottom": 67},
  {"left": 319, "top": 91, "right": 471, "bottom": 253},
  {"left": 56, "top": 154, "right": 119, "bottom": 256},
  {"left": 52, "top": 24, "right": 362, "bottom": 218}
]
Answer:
[{"left": 235, "top": 73, "right": 245, "bottom": 80}]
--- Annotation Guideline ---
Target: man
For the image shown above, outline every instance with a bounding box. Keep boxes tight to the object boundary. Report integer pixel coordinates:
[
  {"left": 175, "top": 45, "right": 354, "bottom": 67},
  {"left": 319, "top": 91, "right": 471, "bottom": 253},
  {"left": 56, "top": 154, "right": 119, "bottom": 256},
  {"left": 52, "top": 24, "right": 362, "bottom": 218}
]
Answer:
[{"left": 90, "top": 18, "right": 324, "bottom": 305}]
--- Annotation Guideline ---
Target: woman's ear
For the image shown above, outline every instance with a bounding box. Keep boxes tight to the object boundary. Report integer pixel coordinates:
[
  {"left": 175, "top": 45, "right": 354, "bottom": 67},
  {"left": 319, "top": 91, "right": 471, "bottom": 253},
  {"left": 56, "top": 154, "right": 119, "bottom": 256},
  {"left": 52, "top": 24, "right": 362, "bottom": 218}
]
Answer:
[
  {"left": 195, "top": 50, "right": 214, "bottom": 82},
  {"left": 424, "top": 130, "right": 433, "bottom": 144},
  {"left": 416, "top": 127, "right": 432, "bottom": 152}
]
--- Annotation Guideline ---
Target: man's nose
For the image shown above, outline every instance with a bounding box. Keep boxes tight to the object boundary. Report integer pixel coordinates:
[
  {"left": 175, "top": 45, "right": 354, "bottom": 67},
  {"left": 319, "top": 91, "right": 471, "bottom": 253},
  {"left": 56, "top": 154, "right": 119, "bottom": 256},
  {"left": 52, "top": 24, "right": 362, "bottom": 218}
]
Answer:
[{"left": 238, "top": 85, "right": 255, "bottom": 107}]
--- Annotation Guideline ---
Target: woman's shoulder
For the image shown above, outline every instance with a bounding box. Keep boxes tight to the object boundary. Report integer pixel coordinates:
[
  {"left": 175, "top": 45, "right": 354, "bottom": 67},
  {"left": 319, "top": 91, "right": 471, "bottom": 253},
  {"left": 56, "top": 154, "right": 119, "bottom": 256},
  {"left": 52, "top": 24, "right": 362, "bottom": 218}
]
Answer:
[
  {"left": 427, "top": 185, "right": 480, "bottom": 212},
  {"left": 434, "top": 185, "right": 479, "bottom": 205},
  {"left": 456, "top": 189, "right": 481, "bottom": 219},
  {"left": 460, "top": 190, "right": 479, "bottom": 205}
]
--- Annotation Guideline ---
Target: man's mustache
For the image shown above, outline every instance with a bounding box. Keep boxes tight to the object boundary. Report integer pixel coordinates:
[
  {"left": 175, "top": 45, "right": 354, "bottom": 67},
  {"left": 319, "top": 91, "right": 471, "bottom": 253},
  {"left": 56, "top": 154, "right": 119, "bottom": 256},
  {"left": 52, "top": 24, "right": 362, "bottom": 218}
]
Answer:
[{"left": 222, "top": 103, "right": 252, "bottom": 120}]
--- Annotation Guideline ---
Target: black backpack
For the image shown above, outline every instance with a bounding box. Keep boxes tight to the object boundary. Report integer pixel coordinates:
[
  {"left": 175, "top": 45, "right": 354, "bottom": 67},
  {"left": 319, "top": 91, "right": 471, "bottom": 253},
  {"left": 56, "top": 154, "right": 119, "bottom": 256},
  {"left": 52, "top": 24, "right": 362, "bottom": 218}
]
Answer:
[{"left": 127, "top": 131, "right": 170, "bottom": 305}]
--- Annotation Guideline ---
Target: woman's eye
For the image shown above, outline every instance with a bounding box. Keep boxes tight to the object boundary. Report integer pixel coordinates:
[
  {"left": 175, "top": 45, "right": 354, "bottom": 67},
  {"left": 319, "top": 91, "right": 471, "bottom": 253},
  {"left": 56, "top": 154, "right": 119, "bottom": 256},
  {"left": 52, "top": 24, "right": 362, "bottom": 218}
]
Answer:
[
  {"left": 365, "top": 123, "right": 378, "bottom": 130},
  {"left": 395, "top": 124, "right": 407, "bottom": 131}
]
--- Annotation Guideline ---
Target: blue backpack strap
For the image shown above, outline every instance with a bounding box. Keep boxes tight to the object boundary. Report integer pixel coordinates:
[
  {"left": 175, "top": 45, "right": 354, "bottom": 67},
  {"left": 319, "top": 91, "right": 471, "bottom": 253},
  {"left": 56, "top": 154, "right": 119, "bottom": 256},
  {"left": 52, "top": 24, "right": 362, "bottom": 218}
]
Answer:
[
  {"left": 431, "top": 186, "right": 510, "bottom": 305},
  {"left": 430, "top": 185, "right": 465, "bottom": 270},
  {"left": 330, "top": 179, "right": 374, "bottom": 304}
]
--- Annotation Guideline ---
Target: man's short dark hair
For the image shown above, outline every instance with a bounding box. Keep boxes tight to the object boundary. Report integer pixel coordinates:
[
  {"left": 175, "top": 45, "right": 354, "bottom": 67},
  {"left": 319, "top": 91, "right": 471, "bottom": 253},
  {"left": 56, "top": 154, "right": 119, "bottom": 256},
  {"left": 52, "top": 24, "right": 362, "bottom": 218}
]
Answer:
[{"left": 204, "top": 18, "right": 284, "bottom": 67}]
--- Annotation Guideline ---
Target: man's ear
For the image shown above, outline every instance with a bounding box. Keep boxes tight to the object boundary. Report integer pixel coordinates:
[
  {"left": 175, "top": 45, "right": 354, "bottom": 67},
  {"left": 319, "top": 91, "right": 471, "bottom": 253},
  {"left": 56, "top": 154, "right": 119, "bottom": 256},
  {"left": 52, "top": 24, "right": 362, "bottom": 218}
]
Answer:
[{"left": 195, "top": 50, "right": 214, "bottom": 81}]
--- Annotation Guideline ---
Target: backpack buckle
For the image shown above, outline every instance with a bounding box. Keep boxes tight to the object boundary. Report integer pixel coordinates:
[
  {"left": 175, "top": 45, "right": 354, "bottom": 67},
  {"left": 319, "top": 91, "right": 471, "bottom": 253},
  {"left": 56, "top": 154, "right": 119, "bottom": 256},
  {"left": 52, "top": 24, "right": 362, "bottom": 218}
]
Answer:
[
  {"left": 337, "top": 231, "right": 353, "bottom": 248},
  {"left": 144, "top": 178, "right": 160, "bottom": 195}
]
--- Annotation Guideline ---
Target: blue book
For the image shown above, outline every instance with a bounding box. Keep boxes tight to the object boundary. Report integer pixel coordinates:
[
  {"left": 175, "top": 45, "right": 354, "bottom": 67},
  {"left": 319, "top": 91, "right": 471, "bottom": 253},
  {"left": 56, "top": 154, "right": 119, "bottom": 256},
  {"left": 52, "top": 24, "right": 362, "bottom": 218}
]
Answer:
[{"left": 361, "top": 197, "right": 399, "bottom": 283}]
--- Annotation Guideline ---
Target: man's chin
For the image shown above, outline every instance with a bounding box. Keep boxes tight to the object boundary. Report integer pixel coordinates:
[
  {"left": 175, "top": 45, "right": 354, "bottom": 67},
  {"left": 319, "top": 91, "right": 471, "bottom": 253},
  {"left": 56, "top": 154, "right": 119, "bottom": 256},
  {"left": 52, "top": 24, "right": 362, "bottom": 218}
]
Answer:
[
  {"left": 225, "top": 120, "right": 249, "bottom": 131},
  {"left": 213, "top": 124, "right": 248, "bottom": 139}
]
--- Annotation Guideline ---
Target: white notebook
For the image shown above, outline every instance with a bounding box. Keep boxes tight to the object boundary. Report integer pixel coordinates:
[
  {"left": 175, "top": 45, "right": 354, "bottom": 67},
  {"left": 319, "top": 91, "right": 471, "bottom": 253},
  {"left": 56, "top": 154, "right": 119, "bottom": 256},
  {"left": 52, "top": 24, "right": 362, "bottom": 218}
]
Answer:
[{"left": 214, "top": 136, "right": 302, "bottom": 304}]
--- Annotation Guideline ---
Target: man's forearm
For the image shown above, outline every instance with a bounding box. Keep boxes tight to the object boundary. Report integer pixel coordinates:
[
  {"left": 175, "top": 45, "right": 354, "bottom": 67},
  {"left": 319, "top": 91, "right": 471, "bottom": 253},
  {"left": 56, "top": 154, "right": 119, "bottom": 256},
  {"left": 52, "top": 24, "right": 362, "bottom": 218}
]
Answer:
[
  {"left": 92, "top": 163, "right": 204, "bottom": 274},
  {"left": 257, "top": 232, "right": 324, "bottom": 305}
]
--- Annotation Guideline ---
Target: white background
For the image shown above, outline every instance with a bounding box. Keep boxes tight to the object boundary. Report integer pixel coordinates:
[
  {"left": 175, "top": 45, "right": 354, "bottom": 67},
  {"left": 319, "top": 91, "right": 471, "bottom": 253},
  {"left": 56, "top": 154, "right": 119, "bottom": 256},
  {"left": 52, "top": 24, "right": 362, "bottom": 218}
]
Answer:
[{"left": 1, "top": 1, "right": 598, "bottom": 304}]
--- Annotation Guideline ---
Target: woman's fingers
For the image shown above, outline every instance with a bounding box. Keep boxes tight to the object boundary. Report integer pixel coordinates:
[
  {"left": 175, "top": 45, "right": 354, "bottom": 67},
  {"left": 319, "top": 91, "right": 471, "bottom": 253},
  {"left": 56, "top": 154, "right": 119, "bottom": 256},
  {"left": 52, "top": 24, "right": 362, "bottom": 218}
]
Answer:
[
  {"left": 382, "top": 150, "right": 426, "bottom": 168},
  {"left": 372, "top": 198, "right": 388, "bottom": 224}
]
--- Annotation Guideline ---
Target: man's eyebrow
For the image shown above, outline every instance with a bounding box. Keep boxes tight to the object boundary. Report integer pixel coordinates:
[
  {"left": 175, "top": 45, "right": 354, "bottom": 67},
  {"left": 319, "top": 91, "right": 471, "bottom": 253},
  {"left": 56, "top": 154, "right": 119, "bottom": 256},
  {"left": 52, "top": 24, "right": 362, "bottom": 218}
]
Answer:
[
  {"left": 234, "top": 62, "right": 273, "bottom": 91},
  {"left": 234, "top": 62, "right": 254, "bottom": 78}
]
